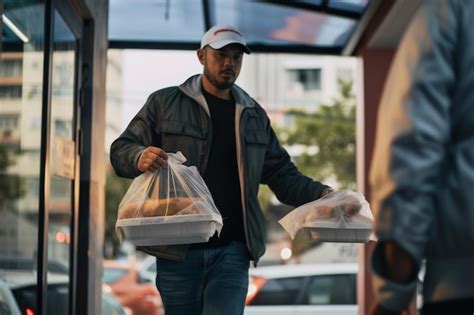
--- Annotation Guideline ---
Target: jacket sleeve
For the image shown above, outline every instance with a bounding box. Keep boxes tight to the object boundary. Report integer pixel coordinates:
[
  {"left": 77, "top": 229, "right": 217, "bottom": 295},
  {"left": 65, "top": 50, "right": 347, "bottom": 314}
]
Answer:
[
  {"left": 261, "top": 123, "right": 328, "bottom": 207},
  {"left": 110, "top": 93, "right": 161, "bottom": 179},
  {"left": 369, "top": 0, "right": 459, "bottom": 310}
]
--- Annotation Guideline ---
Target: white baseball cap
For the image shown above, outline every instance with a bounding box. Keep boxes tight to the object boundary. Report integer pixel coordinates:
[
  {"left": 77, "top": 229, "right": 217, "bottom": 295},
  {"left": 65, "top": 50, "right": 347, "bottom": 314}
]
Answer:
[{"left": 200, "top": 25, "right": 251, "bottom": 54}]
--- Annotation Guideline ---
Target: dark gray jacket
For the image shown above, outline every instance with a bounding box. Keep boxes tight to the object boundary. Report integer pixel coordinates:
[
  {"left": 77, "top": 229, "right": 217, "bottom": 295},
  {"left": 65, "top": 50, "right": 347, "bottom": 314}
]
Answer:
[
  {"left": 370, "top": 0, "right": 474, "bottom": 309},
  {"left": 111, "top": 74, "right": 327, "bottom": 265}
]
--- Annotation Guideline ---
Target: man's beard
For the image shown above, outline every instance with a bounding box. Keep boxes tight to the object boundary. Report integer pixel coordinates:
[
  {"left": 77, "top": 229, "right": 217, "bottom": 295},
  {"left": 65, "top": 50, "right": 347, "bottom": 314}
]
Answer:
[{"left": 204, "top": 69, "right": 235, "bottom": 90}]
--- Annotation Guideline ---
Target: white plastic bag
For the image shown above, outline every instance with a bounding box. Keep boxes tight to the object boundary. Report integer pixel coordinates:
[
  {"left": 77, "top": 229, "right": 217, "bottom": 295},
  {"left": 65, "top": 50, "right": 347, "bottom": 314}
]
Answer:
[
  {"left": 116, "top": 151, "right": 223, "bottom": 246},
  {"left": 279, "top": 190, "right": 374, "bottom": 243}
]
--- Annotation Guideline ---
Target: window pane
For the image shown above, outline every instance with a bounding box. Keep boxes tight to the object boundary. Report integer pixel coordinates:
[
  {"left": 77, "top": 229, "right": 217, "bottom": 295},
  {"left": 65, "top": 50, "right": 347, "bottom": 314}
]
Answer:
[
  {"left": 0, "top": 1, "right": 45, "bottom": 314},
  {"left": 214, "top": 0, "right": 356, "bottom": 47},
  {"left": 328, "top": 0, "right": 370, "bottom": 14},
  {"left": 305, "top": 274, "right": 356, "bottom": 305},
  {"left": 108, "top": 0, "right": 205, "bottom": 42},
  {"left": 287, "top": 69, "right": 322, "bottom": 92},
  {"left": 249, "top": 277, "right": 304, "bottom": 305},
  {"left": 103, "top": 269, "right": 128, "bottom": 284},
  {"left": 46, "top": 9, "right": 77, "bottom": 314}
]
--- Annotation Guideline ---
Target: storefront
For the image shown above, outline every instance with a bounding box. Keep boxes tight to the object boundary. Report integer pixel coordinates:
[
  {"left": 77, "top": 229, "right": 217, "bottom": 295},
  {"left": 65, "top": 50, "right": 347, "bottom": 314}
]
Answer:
[
  {"left": 1, "top": 0, "right": 107, "bottom": 314},
  {"left": 1, "top": 0, "right": 423, "bottom": 314}
]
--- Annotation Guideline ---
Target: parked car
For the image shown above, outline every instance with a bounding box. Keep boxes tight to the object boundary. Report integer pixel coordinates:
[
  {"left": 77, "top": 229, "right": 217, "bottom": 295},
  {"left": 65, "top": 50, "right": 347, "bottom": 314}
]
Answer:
[
  {"left": 0, "top": 279, "right": 21, "bottom": 315},
  {"left": 245, "top": 263, "right": 358, "bottom": 315},
  {"left": 103, "top": 259, "right": 163, "bottom": 315},
  {"left": 0, "top": 270, "right": 126, "bottom": 315},
  {"left": 136, "top": 255, "right": 157, "bottom": 284}
]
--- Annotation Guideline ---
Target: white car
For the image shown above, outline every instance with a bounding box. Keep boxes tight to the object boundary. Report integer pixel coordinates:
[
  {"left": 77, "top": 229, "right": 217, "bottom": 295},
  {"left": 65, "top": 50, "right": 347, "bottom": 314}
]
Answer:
[
  {"left": 245, "top": 263, "right": 358, "bottom": 315},
  {"left": 0, "top": 270, "right": 126, "bottom": 315}
]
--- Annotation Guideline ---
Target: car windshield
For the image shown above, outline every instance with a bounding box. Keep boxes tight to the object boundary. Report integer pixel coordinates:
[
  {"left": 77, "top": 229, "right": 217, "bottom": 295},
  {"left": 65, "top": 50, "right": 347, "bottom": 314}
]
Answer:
[{"left": 103, "top": 268, "right": 128, "bottom": 284}]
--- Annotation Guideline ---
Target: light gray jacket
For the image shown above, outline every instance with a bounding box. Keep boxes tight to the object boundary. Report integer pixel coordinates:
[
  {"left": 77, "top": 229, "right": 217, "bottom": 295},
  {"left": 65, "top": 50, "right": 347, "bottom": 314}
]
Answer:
[{"left": 370, "top": 0, "right": 474, "bottom": 310}]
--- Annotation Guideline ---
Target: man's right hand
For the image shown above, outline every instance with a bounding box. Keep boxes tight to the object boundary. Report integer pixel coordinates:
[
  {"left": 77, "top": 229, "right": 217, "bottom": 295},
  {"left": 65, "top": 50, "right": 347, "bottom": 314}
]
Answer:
[{"left": 137, "top": 146, "right": 168, "bottom": 172}]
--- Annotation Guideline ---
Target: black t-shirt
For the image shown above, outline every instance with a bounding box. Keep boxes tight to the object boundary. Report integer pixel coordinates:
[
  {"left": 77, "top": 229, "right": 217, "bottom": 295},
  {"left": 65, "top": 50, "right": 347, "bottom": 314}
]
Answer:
[{"left": 191, "top": 88, "right": 246, "bottom": 248}]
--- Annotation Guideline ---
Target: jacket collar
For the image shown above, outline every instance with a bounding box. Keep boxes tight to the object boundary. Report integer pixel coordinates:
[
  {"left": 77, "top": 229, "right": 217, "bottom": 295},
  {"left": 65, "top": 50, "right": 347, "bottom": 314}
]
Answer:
[{"left": 179, "top": 74, "right": 255, "bottom": 115}]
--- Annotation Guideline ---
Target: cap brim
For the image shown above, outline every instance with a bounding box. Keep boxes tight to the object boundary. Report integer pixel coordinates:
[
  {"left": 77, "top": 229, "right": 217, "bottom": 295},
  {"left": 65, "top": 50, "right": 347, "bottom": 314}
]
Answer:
[{"left": 209, "top": 40, "right": 251, "bottom": 54}]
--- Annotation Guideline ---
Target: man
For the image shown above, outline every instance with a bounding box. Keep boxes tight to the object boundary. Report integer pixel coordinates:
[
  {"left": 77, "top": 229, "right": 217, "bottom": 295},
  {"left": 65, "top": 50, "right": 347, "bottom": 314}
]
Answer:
[
  {"left": 110, "top": 25, "right": 332, "bottom": 315},
  {"left": 369, "top": 1, "right": 474, "bottom": 314}
]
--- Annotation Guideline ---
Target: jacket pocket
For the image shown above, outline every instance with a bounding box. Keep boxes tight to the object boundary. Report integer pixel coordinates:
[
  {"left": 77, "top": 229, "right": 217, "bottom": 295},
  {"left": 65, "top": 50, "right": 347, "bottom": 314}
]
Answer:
[
  {"left": 245, "top": 130, "right": 268, "bottom": 145},
  {"left": 244, "top": 129, "right": 268, "bottom": 184},
  {"left": 159, "top": 120, "right": 205, "bottom": 166},
  {"left": 160, "top": 120, "right": 205, "bottom": 139}
]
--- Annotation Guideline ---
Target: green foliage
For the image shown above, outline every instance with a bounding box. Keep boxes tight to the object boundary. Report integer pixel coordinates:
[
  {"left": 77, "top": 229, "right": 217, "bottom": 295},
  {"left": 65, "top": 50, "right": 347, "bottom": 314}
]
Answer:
[
  {"left": 0, "top": 143, "right": 25, "bottom": 210},
  {"left": 104, "top": 163, "right": 132, "bottom": 258},
  {"left": 257, "top": 184, "right": 274, "bottom": 218},
  {"left": 269, "top": 78, "right": 357, "bottom": 255},
  {"left": 280, "top": 78, "right": 356, "bottom": 190}
]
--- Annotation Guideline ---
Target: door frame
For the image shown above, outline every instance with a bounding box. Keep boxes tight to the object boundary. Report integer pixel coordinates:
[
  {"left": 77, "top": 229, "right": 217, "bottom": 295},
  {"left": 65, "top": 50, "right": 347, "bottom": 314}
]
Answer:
[{"left": 38, "top": 0, "right": 83, "bottom": 314}]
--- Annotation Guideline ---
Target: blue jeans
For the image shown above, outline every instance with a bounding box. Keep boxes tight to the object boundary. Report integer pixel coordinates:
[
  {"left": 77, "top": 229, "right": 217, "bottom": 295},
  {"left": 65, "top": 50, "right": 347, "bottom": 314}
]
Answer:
[{"left": 155, "top": 242, "right": 250, "bottom": 315}]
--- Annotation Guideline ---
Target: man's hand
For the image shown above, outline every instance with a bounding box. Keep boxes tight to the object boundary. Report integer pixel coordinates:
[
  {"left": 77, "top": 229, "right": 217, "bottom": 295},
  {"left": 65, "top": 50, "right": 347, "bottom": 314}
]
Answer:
[
  {"left": 320, "top": 187, "right": 334, "bottom": 198},
  {"left": 371, "top": 304, "right": 409, "bottom": 315},
  {"left": 383, "top": 241, "right": 416, "bottom": 283},
  {"left": 137, "top": 146, "right": 168, "bottom": 172},
  {"left": 371, "top": 241, "right": 416, "bottom": 315}
]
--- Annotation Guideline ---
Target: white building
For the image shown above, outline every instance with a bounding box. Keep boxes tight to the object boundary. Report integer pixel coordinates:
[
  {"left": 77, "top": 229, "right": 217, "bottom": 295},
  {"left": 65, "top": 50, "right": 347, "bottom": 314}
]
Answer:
[{"left": 238, "top": 54, "right": 359, "bottom": 127}]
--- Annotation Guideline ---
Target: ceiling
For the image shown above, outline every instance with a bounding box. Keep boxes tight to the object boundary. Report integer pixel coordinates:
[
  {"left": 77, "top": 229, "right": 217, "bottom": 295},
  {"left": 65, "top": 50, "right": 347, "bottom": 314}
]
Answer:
[
  {"left": 108, "top": 0, "right": 375, "bottom": 54},
  {"left": 2, "top": 0, "right": 417, "bottom": 55}
]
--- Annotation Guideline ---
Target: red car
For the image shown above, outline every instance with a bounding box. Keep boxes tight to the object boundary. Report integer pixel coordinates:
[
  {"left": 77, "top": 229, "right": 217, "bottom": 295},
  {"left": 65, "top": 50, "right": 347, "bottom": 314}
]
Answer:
[{"left": 103, "top": 259, "right": 163, "bottom": 315}]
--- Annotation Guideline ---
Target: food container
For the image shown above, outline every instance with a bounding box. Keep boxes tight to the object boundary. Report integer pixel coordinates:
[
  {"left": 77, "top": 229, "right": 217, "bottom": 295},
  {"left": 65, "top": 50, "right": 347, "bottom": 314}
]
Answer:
[{"left": 116, "top": 213, "right": 222, "bottom": 246}]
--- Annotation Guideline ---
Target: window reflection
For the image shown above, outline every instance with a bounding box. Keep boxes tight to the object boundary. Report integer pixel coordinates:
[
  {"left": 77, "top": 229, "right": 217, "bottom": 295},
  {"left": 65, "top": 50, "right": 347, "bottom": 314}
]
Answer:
[
  {"left": 0, "top": 1, "right": 45, "bottom": 313},
  {"left": 46, "top": 10, "right": 78, "bottom": 314}
]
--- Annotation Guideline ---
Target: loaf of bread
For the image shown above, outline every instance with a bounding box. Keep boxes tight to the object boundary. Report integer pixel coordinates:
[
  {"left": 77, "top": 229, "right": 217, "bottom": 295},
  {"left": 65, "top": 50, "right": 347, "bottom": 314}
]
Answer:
[
  {"left": 304, "top": 206, "right": 334, "bottom": 224},
  {"left": 118, "top": 202, "right": 142, "bottom": 219},
  {"left": 333, "top": 196, "right": 362, "bottom": 216},
  {"left": 119, "top": 197, "right": 202, "bottom": 219},
  {"left": 303, "top": 195, "right": 362, "bottom": 224},
  {"left": 342, "top": 201, "right": 361, "bottom": 216}
]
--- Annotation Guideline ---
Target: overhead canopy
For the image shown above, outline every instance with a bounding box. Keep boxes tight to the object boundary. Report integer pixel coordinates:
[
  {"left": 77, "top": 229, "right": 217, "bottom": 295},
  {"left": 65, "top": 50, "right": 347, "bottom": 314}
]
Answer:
[{"left": 108, "top": 0, "right": 376, "bottom": 54}]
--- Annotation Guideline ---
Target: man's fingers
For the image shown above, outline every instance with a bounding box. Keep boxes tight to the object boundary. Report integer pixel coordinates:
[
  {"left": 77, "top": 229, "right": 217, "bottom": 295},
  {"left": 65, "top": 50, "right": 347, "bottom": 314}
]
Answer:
[
  {"left": 158, "top": 149, "right": 168, "bottom": 160},
  {"left": 146, "top": 147, "right": 168, "bottom": 160},
  {"left": 138, "top": 147, "right": 168, "bottom": 172},
  {"left": 157, "top": 157, "right": 167, "bottom": 166},
  {"left": 143, "top": 151, "right": 168, "bottom": 164},
  {"left": 139, "top": 157, "right": 166, "bottom": 172}
]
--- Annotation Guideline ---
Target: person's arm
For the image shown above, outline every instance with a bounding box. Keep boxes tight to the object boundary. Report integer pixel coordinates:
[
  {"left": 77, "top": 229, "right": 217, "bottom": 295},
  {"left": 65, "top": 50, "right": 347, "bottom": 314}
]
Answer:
[
  {"left": 261, "top": 123, "right": 330, "bottom": 207},
  {"left": 110, "top": 93, "right": 166, "bottom": 179},
  {"left": 369, "top": 0, "right": 459, "bottom": 312}
]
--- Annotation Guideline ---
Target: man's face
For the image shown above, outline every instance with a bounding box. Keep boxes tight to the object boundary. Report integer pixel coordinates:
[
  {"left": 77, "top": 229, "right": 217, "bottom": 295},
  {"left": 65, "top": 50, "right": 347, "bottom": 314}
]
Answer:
[{"left": 198, "top": 44, "right": 244, "bottom": 90}]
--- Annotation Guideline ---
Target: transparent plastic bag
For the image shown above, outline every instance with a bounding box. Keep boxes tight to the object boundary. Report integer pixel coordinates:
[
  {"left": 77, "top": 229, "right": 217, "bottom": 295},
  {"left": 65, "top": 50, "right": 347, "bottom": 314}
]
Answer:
[
  {"left": 116, "top": 151, "right": 223, "bottom": 246},
  {"left": 279, "top": 190, "right": 374, "bottom": 243}
]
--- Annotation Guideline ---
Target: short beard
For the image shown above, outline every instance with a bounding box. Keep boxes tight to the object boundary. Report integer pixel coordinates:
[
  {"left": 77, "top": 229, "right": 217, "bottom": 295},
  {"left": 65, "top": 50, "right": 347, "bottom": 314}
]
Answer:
[{"left": 204, "top": 69, "right": 235, "bottom": 90}]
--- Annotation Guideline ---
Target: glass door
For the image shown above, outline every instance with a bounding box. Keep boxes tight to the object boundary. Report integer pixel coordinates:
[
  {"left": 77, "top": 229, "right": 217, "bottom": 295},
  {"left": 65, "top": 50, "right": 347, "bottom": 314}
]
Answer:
[{"left": 46, "top": 4, "right": 81, "bottom": 315}]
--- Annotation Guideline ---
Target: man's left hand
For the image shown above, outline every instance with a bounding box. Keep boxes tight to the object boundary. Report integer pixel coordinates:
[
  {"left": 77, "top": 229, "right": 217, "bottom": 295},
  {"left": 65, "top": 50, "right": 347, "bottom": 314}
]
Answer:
[
  {"left": 320, "top": 187, "right": 334, "bottom": 198},
  {"left": 383, "top": 241, "right": 416, "bottom": 283},
  {"left": 371, "top": 304, "right": 409, "bottom": 315}
]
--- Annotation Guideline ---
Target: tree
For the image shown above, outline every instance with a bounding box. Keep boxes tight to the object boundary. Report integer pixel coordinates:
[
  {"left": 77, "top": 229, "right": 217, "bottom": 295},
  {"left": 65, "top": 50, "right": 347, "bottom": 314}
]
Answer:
[
  {"left": 104, "top": 163, "right": 132, "bottom": 258},
  {"left": 0, "top": 137, "right": 25, "bottom": 211},
  {"left": 259, "top": 78, "right": 357, "bottom": 256},
  {"left": 281, "top": 78, "right": 356, "bottom": 190}
]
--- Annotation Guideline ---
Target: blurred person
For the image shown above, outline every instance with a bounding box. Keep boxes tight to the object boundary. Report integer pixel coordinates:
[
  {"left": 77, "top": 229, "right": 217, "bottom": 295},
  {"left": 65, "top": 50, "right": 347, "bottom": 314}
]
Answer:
[
  {"left": 110, "top": 25, "right": 333, "bottom": 315},
  {"left": 369, "top": 1, "right": 474, "bottom": 314}
]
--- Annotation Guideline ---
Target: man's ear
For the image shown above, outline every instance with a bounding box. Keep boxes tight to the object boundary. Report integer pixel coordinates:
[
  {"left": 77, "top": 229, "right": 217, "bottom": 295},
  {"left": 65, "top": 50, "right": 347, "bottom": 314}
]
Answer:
[{"left": 197, "top": 48, "right": 205, "bottom": 65}]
